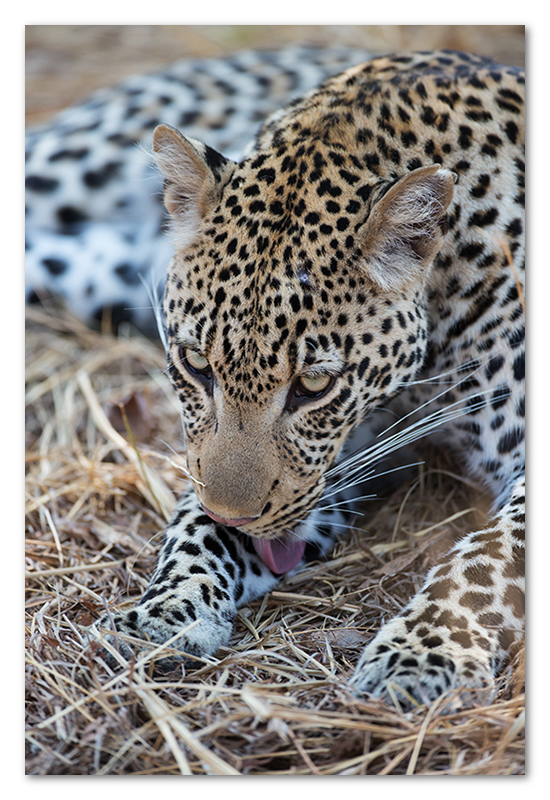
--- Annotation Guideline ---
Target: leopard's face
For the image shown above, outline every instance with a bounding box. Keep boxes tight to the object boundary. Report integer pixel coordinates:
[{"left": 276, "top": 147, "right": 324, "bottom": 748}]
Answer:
[
  {"left": 164, "top": 245, "right": 428, "bottom": 539},
  {"left": 155, "top": 126, "right": 452, "bottom": 538},
  {"left": 158, "top": 131, "right": 453, "bottom": 542}
]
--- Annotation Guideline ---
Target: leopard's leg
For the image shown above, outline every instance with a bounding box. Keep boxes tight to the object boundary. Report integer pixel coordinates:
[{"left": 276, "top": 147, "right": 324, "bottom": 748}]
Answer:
[
  {"left": 349, "top": 473, "right": 524, "bottom": 707},
  {"left": 90, "top": 488, "right": 348, "bottom": 665},
  {"left": 91, "top": 491, "right": 278, "bottom": 663}
]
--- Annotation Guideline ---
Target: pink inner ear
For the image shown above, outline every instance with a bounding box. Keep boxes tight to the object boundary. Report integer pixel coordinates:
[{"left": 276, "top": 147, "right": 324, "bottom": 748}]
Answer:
[{"left": 252, "top": 535, "right": 306, "bottom": 574}]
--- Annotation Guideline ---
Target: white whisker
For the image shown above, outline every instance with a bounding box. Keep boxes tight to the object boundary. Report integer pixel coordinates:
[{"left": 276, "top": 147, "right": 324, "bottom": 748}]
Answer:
[
  {"left": 158, "top": 439, "right": 204, "bottom": 486},
  {"left": 318, "top": 492, "right": 376, "bottom": 512},
  {"left": 399, "top": 357, "right": 484, "bottom": 387},
  {"left": 324, "top": 461, "right": 424, "bottom": 499},
  {"left": 328, "top": 390, "right": 495, "bottom": 482},
  {"left": 138, "top": 273, "right": 167, "bottom": 350},
  {"left": 317, "top": 504, "right": 366, "bottom": 516},
  {"left": 377, "top": 366, "right": 486, "bottom": 440},
  {"left": 313, "top": 520, "right": 367, "bottom": 534}
]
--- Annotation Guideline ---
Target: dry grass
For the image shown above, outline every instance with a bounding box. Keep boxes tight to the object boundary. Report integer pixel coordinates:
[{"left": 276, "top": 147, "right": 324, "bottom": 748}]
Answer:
[{"left": 25, "top": 307, "right": 525, "bottom": 775}]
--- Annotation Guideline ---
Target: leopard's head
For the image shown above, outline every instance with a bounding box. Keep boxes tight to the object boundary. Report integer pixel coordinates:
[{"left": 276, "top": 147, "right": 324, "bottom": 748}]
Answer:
[{"left": 153, "top": 124, "right": 454, "bottom": 571}]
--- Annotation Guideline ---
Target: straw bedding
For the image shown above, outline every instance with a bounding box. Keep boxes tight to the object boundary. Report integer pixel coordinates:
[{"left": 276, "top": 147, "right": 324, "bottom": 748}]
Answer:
[{"left": 25, "top": 306, "right": 525, "bottom": 775}]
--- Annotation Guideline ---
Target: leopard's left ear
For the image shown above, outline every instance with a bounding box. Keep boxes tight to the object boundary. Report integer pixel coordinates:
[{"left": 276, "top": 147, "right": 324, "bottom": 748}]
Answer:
[
  {"left": 358, "top": 165, "right": 456, "bottom": 291},
  {"left": 152, "top": 124, "right": 237, "bottom": 248}
]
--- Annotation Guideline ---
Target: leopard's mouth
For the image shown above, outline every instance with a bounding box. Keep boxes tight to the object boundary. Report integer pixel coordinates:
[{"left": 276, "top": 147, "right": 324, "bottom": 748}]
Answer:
[
  {"left": 200, "top": 504, "right": 258, "bottom": 528},
  {"left": 249, "top": 534, "right": 306, "bottom": 574},
  {"left": 200, "top": 503, "right": 306, "bottom": 574}
]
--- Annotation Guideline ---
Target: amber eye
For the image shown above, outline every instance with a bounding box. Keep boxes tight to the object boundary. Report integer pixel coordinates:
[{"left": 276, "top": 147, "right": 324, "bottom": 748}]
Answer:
[
  {"left": 184, "top": 349, "right": 209, "bottom": 373},
  {"left": 298, "top": 373, "right": 334, "bottom": 396},
  {"left": 286, "top": 372, "right": 336, "bottom": 411},
  {"left": 178, "top": 347, "right": 213, "bottom": 386}
]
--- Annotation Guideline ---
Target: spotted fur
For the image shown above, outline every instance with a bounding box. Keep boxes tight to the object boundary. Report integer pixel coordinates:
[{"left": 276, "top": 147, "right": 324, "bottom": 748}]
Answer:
[{"left": 26, "top": 47, "right": 525, "bottom": 707}]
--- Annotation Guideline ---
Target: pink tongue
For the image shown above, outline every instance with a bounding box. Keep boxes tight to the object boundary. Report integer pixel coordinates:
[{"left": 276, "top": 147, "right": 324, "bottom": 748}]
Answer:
[{"left": 252, "top": 535, "right": 306, "bottom": 574}]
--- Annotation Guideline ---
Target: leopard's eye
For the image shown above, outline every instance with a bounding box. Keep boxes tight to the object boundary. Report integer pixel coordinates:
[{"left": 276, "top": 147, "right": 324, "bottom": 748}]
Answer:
[
  {"left": 286, "top": 372, "right": 336, "bottom": 411},
  {"left": 177, "top": 347, "right": 213, "bottom": 388},
  {"left": 184, "top": 349, "right": 209, "bottom": 374},
  {"left": 298, "top": 373, "right": 334, "bottom": 396}
]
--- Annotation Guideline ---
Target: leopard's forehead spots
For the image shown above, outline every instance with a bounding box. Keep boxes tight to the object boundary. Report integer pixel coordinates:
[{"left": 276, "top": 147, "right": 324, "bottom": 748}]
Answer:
[{"left": 165, "top": 143, "right": 388, "bottom": 392}]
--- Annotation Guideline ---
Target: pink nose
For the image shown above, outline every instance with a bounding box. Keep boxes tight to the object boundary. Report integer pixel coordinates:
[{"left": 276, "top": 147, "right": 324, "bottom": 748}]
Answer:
[{"left": 200, "top": 504, "right": 259, "bottom": 528}]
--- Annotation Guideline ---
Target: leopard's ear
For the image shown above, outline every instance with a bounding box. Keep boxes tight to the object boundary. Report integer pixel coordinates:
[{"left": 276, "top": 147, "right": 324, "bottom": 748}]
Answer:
[
  {"left": 152, "top": 124, "right": 237, "bottom": 246},
  {"left": 358, "top": 165, "right": 455, "bottom": 291}
]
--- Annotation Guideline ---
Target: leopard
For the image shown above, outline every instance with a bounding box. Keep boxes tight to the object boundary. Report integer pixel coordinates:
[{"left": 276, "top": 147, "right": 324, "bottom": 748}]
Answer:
[{"left": 26, "top": 46, "right": 525, "bottom": 708}]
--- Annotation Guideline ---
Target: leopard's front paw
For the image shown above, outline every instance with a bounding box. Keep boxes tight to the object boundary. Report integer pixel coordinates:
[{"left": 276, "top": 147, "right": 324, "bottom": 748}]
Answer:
[
  {"left": 88, "top": 597, "right": 235, "bottom": 671},
  {"left": 350, "top": 619, "right": 495, "bottom": 709}
]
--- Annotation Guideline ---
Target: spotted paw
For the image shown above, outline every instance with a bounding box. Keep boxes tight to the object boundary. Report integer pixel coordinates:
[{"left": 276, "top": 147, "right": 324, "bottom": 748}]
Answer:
[
  {"left": 349, "top": 620, "right": 496, "bottom": 708},
  {"left": 88, "top": 599, "right": 234, "bottom": 670}
]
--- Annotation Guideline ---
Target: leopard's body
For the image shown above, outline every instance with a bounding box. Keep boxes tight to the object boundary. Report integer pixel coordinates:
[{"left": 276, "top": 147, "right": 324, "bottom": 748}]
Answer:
[{"left": 26, "top": 47, "right": 525, "bottom": 707}]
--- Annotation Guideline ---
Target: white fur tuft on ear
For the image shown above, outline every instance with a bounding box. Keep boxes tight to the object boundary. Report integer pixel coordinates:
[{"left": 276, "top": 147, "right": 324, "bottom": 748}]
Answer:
[
  {"left": 359, "top": 165, "right": 455, "bottom": 291},
  {"left": 152, "top": 124, "right": 236, "bottom": 250}
]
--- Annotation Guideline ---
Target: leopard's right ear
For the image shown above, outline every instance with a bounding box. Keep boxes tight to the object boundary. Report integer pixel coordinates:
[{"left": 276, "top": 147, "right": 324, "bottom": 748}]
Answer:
[{"left": 152, "top": 124, "right": 237, "bottom": 245}]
